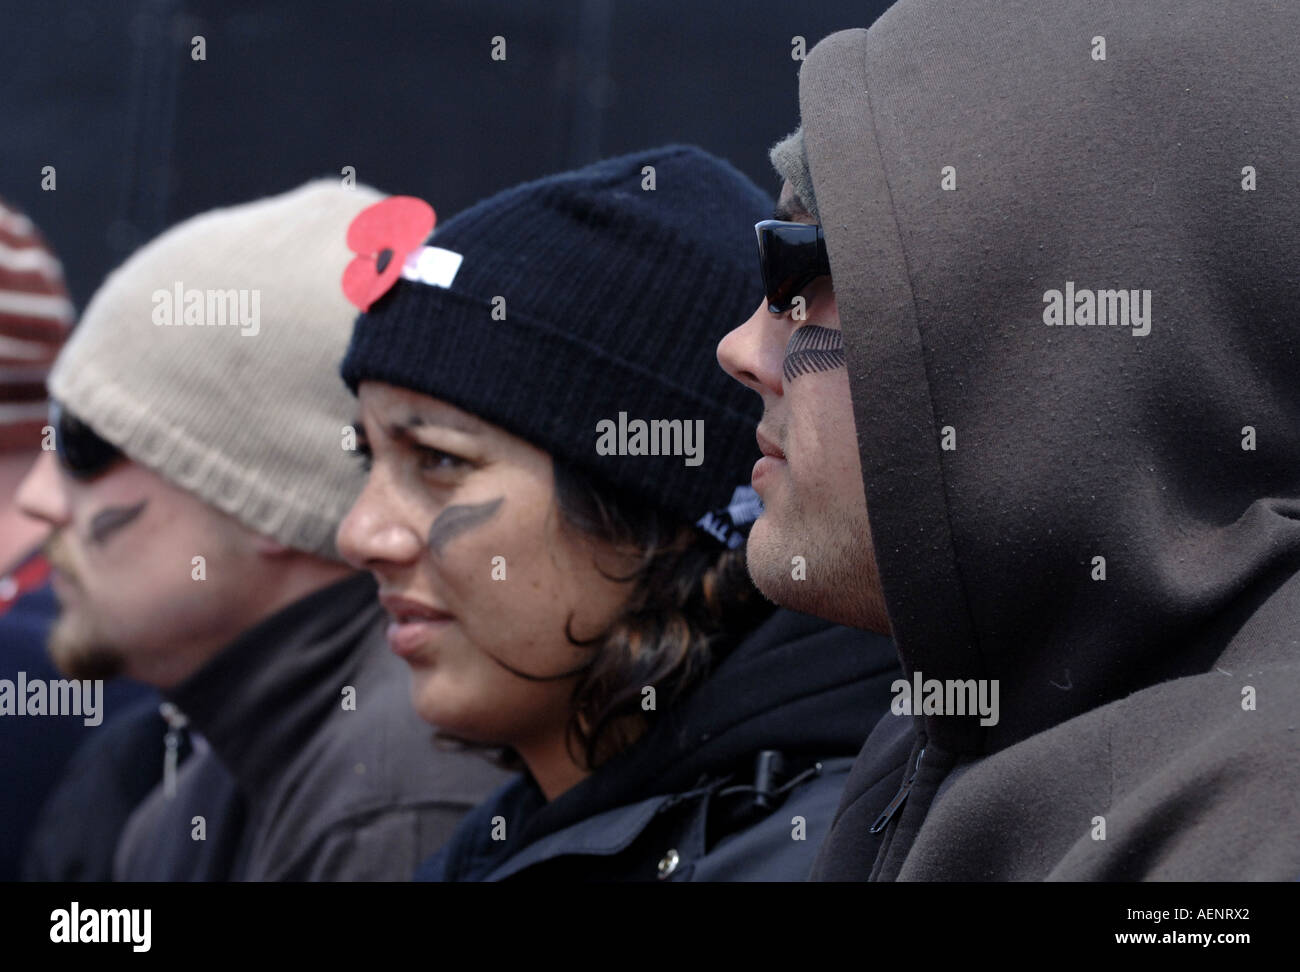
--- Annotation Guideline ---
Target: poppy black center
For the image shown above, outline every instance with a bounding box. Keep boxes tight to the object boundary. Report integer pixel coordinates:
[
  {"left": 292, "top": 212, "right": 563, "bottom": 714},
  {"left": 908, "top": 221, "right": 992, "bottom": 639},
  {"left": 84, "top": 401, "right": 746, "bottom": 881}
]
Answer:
[{"left": 376, "top": 248, "right": 394, "bottom": 273}]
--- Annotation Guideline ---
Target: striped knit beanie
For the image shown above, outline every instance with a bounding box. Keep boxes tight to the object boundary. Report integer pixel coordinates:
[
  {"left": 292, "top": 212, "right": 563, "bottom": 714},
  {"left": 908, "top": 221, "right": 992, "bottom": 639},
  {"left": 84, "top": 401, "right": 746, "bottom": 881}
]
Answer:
[{"left": 0, "top": 199, "right": 75, "bottom": 451}]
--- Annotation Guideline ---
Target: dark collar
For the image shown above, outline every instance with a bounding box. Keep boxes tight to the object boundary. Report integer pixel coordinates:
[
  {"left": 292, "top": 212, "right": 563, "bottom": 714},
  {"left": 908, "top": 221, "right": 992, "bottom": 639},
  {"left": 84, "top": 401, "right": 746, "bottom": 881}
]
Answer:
[
  {"left": 166, "top": 572, "right": 380, "bottom": 794},
  {"left": 515, "top": 609, "right": 890, "bottom": 846}
]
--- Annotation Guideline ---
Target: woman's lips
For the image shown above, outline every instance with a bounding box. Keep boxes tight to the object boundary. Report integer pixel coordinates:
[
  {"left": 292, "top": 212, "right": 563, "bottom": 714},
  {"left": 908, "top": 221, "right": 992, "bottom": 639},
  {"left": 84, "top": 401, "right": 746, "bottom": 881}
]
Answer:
[
  {"left": 379, "top": 593, "right": 454, "bottom": 659},
  {"left": 386, "top": 618, "right": 451, "bottom": 659}
]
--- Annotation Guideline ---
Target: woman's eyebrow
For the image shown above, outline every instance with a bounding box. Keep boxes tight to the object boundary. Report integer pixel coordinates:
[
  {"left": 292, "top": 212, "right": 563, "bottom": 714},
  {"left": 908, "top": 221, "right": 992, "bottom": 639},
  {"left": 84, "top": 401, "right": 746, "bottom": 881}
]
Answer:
[{"left": 387, "top": 412, "right": 478, "bottom": 438}]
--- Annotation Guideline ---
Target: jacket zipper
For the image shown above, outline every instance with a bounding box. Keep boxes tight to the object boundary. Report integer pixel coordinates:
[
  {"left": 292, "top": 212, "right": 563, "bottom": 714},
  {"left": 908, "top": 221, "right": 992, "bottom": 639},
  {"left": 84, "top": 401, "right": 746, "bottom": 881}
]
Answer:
[
  {"left": 159, "top": 701, "right": 189, "bottom": 799},
  {"left": 869, "top": 746, "right": 925, "bottom": 834}
]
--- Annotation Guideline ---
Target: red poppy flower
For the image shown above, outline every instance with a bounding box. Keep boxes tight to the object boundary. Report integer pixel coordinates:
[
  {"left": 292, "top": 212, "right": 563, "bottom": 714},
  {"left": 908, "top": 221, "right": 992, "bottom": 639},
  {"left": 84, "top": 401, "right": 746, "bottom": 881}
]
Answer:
[{"left": 342, "top": 196, "right": 436, "bottom": 311}]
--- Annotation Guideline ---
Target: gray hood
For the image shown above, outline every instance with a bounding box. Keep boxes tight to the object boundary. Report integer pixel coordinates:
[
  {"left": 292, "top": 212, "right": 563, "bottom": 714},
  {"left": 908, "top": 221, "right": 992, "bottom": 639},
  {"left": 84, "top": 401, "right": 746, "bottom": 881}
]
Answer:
[{"left": 799, "top": 0, "right": 1300, "bottom": 759}]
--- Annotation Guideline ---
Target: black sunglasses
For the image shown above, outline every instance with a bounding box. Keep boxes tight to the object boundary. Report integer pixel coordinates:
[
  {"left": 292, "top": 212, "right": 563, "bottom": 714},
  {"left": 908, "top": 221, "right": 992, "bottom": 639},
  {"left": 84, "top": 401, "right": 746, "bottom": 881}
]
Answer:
[
  {"left": 755, "top": 219, "right": 831, "bottom": 314},
  {"left": 49, "top": 400, "right": 121, "bottom": 480}
]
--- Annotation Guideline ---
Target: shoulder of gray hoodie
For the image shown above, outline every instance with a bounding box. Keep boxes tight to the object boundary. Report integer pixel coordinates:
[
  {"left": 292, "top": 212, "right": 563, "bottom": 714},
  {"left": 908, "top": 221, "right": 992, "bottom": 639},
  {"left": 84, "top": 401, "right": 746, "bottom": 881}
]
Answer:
[
  {"left": 114, "top": 576, "right": 513, "bottom": 882},
  {"left": 798, "top": 0, "right": 1300, "bottom": 880}
]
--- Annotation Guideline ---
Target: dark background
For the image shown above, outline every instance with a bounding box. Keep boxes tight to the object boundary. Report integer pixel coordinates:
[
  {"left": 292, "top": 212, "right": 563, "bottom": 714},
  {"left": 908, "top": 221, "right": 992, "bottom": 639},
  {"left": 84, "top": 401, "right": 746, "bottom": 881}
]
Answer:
[{"left": 2, "top": 0, "right": 894, "bottom": 310}]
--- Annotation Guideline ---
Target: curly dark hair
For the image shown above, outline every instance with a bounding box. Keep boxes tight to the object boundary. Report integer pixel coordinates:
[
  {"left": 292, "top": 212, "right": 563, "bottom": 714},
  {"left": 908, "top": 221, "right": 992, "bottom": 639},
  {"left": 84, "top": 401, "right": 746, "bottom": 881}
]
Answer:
[{"left": 435, "top": 458, "right": 772, "bottom": 773}]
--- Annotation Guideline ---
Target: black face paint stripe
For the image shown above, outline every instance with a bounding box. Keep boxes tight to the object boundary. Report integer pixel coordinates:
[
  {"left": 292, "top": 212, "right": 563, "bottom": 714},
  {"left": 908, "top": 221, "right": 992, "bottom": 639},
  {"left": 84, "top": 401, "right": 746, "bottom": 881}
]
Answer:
[
  {"left": 87, "top": 500, "right": 148, "bottom": 545},
  {"left": 782, "top": 325, "right": 846, "bottom": 383},
  {"left": 425, "top": 497, "right": 594, "bottom": 683},
  {"left": 427, "top": 497, "right": 503, "bottom": 558}
]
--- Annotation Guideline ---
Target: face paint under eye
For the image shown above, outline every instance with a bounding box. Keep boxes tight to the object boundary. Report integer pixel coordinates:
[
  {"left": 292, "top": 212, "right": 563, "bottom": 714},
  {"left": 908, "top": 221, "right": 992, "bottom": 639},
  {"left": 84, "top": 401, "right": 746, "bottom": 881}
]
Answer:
[
  {"left": 88, "top": 500, "right": 148, "bottom": 545},
  {"left": 782, "top": 325, "right": 846, "bottom": 383},
  {"left": 427, "top": 497, "right": 503, "bottom": 558}
]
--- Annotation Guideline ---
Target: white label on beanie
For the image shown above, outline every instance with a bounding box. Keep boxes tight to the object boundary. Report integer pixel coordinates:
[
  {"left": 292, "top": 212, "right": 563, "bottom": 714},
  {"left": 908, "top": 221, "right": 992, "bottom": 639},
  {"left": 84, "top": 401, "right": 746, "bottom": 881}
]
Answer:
[{"left": 402, "top": 246, "right": 463, "bottom": 290}]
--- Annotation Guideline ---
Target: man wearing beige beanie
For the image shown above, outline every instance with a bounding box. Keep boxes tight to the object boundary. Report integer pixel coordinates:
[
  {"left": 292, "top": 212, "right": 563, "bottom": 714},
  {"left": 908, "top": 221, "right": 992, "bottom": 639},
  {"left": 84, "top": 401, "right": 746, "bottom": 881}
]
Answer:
[{"left": 17, "top": 180, "right": 510, "bottom": 880}]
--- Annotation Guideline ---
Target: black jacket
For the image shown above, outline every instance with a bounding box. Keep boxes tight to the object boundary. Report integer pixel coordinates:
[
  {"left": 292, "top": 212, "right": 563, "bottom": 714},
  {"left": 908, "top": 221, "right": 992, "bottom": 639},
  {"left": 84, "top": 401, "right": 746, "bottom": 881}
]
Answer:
[
  {"left": 20, "top": 692, "right": 163, "bottom": 881},
  {"left": 113, "top": 572, "right": 512, "bottom": 880},
  {"left": 5, "top": 555, "right": 157, "bottom": 882},
  {"left": 418, "top": 609, "right": 899, "bottom": 881}
]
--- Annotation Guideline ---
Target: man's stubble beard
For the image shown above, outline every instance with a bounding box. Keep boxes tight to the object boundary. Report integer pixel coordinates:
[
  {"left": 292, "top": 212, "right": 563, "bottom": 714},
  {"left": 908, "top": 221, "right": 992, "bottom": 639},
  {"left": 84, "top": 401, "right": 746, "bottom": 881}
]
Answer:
[
  {"left": 745, "top": 483, "right": 889, "bottom": 633},
  {"left": 46, "top": 606, "right": 127, "bottom": 680},
  {"left": 43, "top": 534, "right": 127, "bottom": 680}
]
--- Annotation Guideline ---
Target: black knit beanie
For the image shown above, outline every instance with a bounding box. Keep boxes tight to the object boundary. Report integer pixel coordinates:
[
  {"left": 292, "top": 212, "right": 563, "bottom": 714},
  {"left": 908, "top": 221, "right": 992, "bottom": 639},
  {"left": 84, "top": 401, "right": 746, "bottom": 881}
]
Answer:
[{"left": 340, "top": 145, "right": 771, "bottom": 547}]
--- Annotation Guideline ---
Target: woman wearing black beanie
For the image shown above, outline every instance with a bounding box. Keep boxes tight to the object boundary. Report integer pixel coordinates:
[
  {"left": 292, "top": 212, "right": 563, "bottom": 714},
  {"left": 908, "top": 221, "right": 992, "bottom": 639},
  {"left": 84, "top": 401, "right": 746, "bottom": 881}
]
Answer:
[{"left": 335, "top": 145, "right": 900, "bottom": 881}]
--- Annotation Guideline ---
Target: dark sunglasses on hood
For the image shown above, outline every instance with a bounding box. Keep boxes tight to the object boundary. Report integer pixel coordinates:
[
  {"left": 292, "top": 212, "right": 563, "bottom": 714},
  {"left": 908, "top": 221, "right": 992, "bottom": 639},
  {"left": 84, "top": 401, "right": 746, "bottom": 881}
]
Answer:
[
  {"left": 49, "top": 400, "right": 121, "bottom": 480},
  {"left": 755, "top": 218, "right": 831, "bottom": 314}
]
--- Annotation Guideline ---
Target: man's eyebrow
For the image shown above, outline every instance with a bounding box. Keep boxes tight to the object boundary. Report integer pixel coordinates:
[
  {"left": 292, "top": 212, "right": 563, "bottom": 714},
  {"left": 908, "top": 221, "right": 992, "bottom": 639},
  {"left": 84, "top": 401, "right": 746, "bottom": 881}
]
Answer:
[
  {"left": 772, "top": 201, "right": 800, "bottom": 222},
  {"left": 771, "top": 197, "right": 815, "bottom": 223}
]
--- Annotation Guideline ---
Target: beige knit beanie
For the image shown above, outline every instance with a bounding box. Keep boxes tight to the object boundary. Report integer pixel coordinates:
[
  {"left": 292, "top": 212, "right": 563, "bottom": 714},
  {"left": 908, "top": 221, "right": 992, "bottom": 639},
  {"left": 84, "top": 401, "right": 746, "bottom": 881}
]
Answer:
[{"left": 48, "top": 179, "right": 382, "bottom": 560}]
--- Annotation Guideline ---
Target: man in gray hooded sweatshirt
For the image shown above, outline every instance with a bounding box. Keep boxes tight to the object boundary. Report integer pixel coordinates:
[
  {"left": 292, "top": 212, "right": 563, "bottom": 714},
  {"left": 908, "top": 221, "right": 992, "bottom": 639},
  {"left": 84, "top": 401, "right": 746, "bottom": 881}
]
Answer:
[{"left": 719, "top": 0, "right": 1300, "bottom": 880}]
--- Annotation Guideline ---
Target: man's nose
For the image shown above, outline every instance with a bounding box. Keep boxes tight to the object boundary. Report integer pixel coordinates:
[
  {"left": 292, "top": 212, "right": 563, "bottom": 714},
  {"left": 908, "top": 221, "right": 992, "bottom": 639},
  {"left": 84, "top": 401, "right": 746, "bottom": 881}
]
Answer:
[{"left": 717, "top": 298, "right": 785, "bottom": 397}]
